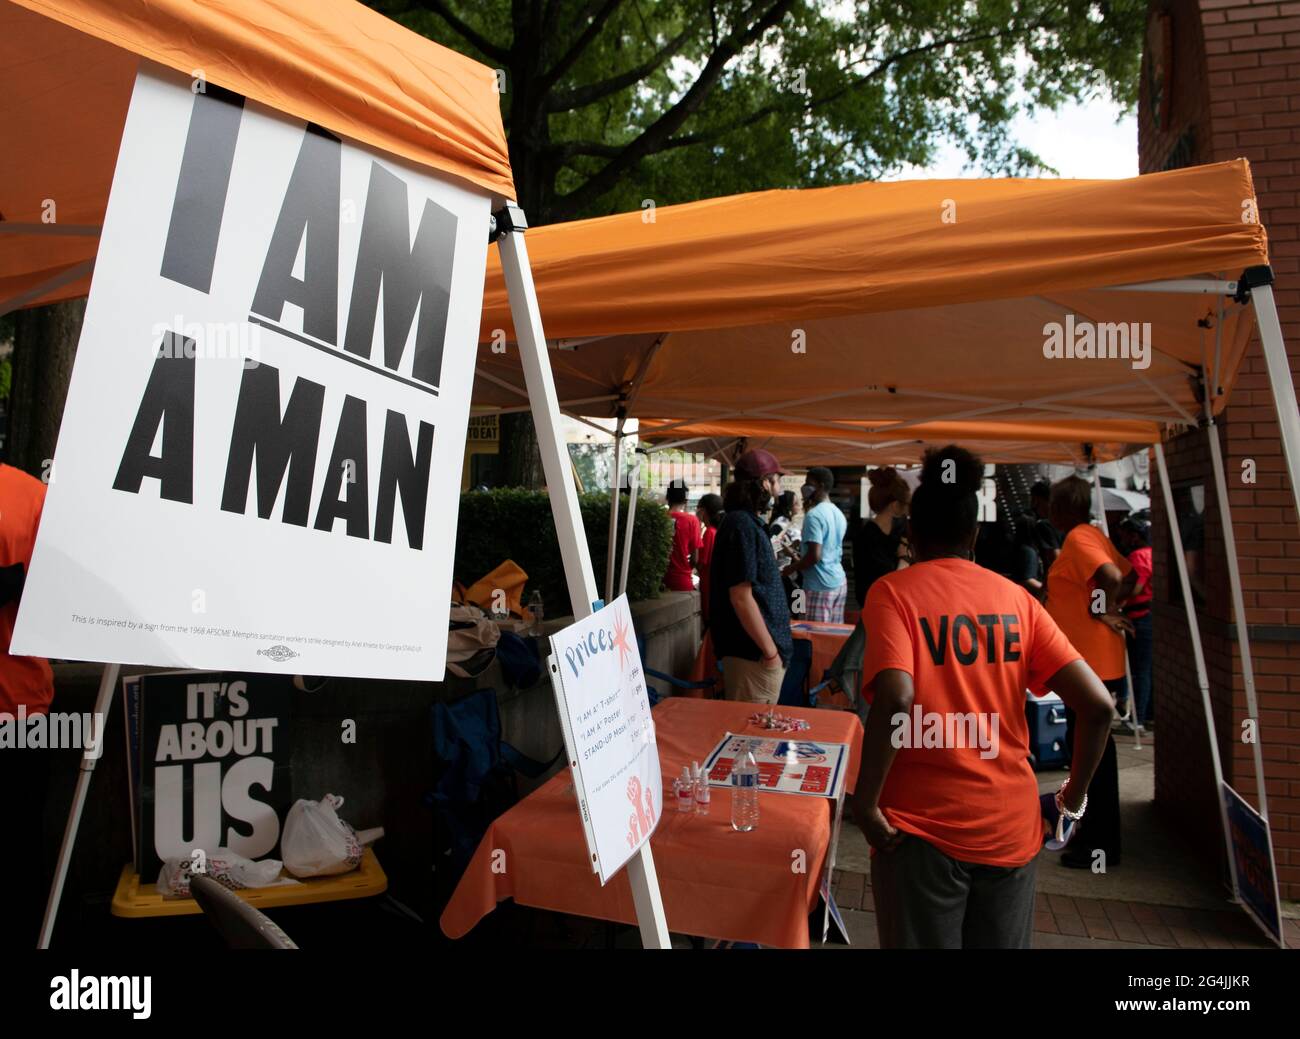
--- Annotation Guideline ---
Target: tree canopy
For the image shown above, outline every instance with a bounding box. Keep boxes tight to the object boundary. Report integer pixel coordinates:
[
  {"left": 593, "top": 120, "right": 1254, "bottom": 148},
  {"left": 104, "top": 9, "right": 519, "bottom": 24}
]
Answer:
[
  {"left": 370, "top": 0, "right": 1146, "bottom": 485},
  {"left": 375, "top": 0, "right": 1145, "bottom": 226}
]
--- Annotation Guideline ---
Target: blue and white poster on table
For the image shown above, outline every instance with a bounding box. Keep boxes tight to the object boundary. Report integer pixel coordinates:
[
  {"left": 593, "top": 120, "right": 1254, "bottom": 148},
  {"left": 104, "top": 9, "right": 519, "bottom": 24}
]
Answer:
[{"left": 548, "top": 594, "right": 660, "bottom": 884}]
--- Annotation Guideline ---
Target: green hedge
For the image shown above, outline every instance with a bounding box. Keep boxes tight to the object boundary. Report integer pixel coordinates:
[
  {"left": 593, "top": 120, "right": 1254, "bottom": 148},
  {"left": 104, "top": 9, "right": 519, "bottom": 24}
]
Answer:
[{"left": 454, "top": 489, "right": 673, "bottom": 611}]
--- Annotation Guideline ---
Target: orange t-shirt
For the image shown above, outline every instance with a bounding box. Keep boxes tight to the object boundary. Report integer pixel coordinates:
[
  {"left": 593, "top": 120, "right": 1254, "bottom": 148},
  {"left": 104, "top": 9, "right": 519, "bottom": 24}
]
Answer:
[
  {"left": 1044, "top": 524, "right": 1133, "bottom": 682},
  {"left": 0, "top": 464, "right": 54, "bottom": 715},
  {"left": 862, "top": 558, "right": 1080, "bottom": 867}
]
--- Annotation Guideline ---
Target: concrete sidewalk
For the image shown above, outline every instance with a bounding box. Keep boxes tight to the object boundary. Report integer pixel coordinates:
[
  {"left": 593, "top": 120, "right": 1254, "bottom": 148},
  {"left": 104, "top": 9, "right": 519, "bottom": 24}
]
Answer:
[{"left": 828, "top": 728, "right": 1298, "bottom": 950}]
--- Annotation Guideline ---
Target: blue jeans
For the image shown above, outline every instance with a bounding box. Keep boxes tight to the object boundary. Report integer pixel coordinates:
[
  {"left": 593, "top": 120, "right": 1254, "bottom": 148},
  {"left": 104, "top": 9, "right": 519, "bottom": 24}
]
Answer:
[{"left": 1126, "top": 612, "right": 1153, "bottom": 724}]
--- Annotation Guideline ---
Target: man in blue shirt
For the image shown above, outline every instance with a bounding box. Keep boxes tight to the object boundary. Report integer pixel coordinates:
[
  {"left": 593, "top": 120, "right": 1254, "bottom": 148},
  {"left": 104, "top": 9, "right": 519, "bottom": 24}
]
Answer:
[
  {"left": 785, "top": 467, "right": 847, "bottom": 622},
  {"left": 710, "top": 449, "right": 792, "bottom": 704}
]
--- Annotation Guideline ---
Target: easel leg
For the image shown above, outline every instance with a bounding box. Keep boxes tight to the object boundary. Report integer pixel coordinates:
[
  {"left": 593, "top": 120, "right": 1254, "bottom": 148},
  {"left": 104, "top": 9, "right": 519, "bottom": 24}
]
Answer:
[{"left": 39, "top": 661, "right": 119, "bottom": 949}]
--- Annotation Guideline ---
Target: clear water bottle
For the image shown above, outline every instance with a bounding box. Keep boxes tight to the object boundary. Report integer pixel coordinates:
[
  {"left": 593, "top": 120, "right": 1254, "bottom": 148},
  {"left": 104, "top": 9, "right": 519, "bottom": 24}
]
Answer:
[
  {"left": 731, "top": 748, "right": 759, "bottom": 832},
  {"left": 527, "top": 590, "right": 544, "bottom": 636}
]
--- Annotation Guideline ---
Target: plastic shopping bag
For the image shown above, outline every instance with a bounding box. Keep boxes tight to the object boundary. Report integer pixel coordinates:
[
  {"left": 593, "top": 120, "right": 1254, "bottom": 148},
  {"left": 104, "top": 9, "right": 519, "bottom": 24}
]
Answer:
[
  {"left": 282, "top": 794, "right": 382, "bottom": 878},
  {"left": 158, "top": 848, "right": 296, "bottom": 898}
]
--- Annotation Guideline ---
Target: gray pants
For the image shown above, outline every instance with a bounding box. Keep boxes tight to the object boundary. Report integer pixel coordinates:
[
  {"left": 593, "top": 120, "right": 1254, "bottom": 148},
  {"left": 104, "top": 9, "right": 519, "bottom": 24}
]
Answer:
[{"left": 871, "top": 834, "right": 1037, "bottom": 949}]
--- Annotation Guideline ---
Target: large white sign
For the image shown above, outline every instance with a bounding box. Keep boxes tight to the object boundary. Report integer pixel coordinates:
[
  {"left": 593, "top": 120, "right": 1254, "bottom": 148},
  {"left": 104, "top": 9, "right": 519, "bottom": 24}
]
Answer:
[
  {"left": 548, "top": 595, "right": 661, "bottom": 884},
  {"left": 13, "top": 65, "right": 490, "bottom": 680}
]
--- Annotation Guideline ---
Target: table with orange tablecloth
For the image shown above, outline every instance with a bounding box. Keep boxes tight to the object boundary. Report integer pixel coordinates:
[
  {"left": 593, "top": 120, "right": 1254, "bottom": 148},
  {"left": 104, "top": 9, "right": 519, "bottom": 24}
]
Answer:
[
  {"left": 688, "top": 621, "right": 857, "bottom": 693},
  {"left": 440, "top": 697, "right": 863, "bottom": 948}
]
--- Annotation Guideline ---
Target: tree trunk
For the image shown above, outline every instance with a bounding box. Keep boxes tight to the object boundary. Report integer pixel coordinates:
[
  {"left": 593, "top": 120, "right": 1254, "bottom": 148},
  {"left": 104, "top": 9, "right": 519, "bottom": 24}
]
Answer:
[
  {"left": 7, "top": 299, "right": 84, "bottom": 479},
  {"left": 499, "top": 411, "right": 545, "bottom": 487},
  {"left": 494, "top": 37, "right": 553, "bottom": 488}
]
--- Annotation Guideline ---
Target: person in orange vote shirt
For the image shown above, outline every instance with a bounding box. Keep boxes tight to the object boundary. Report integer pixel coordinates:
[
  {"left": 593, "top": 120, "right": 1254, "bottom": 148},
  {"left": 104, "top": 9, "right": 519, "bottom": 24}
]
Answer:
[
  {"left": 1044, "top": 475, "right": 1138, "bottom": 870},
  {"left": 852, "top": 446, "right": 1114, "bottom": 948},
  {"left": 0, "top": 462, "right": 57, "bottom": 948}
]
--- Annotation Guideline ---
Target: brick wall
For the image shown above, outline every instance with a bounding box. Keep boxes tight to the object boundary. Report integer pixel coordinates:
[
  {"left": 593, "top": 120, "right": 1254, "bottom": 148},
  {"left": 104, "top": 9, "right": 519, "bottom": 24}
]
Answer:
[{"left": 1140, "top": 0, "right": 1300, "bottom": 898}]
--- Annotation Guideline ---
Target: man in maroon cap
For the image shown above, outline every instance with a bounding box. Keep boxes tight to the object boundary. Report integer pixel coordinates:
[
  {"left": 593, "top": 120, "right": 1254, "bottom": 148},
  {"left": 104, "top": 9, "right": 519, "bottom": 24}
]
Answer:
[{"left": 709, "top": 449, "right": 791, "bottom": 703}]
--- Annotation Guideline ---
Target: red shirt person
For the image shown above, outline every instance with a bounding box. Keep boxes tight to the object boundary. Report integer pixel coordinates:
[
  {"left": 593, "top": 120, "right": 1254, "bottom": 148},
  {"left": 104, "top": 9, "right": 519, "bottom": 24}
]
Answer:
[
  {"left": 662, "top": 483, "right": 702, "bottom": 592},
  {"left": 0, "top": 462, "right": 56, "bottom": 950},
  {"left": 695, "top": 493, "right": 723, "bottom": 620},
  {"left": 0, "top": 463, "right": 54, "bottom": 716}
]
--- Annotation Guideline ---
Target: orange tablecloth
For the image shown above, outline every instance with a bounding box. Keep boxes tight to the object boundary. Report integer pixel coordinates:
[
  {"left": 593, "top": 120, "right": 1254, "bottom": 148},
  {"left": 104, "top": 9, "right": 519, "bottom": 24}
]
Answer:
[
  {"left": 440, "top": 698, "right": 863, "bottom": 948},
  {"left": 688, "top": 622, "right": 856, "bottom": 692}
]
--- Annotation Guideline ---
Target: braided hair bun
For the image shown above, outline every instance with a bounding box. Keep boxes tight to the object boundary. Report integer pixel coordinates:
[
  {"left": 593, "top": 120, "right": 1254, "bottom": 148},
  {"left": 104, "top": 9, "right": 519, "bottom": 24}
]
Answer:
[{"left": 910, "top": 445, "right": 984, "bottom": 552}]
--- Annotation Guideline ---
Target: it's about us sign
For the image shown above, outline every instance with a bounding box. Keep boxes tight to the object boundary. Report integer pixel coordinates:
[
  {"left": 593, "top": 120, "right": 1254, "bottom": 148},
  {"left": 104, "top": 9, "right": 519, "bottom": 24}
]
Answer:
[{"left": 13, "top": 65, "right": 490, "bottom": 679}]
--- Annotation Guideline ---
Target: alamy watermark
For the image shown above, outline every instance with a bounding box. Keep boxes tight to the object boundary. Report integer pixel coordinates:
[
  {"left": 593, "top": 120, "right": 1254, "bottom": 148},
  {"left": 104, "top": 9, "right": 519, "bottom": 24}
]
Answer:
[
  {"left": 891, "top": 706, "right": 1000, "bottom": 760},
  {"left": 151, "top": 318, "right": 261, "bottom": 368},
  {"left": 1043, "top": 315, "right": 1151, "bottom": 370},
  {"left": 0, "top": 707, "right": 105, "bottom": 758}
]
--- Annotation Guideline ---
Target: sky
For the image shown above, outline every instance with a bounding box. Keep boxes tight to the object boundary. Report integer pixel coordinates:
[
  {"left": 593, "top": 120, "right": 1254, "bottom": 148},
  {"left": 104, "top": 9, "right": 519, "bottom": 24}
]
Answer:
[{"left": 897, "top": 99, "right": 1138, "bottom": 181}]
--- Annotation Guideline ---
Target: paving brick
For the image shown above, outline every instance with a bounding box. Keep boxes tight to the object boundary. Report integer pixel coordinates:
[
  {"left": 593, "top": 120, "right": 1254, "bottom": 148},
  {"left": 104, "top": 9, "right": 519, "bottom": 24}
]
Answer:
[
  {"left": 1139, "top": 922, "right": 1177, "bottom": 947},
  {"left": 1056, "top": 912, "right": 1088, "bottom": 938},
  {"left": 1100, "top": 899, "right": 1136, "bottom": 924},
  {"left": 1047, "top": 893, "right": 1077, "bottom": 915},
  {"left": 1075, "top": 897, "right": 1107, "bottom": 921},
  {"left": 1084, "top": 917, "right": 1119, "bottom": 941},
  {"left": 1034, "top": 911, "right": 1059, "bottom": 935},
  {"left": 1131, "top": 903, "right": 1162, "bottom": 924},
  {"left": 1111, "top": 918, "right": 1149, "bottom": 943},
  {"left": 1169, "top": 926, "right": 1208, "bottom": 949}
]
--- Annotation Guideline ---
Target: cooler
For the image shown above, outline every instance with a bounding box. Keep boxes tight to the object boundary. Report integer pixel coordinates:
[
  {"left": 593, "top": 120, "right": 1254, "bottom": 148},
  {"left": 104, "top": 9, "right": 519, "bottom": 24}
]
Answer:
[{"left": 1025, "top": 690, "right": 1068, "bottom": 771}]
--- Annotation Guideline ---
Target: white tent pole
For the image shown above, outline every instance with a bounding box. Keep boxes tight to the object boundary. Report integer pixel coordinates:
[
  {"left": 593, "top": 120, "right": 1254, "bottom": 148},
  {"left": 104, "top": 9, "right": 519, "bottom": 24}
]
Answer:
[
  {"left": 497, "top": 220, "right": 671, "bottom": 950},
  {"left": 618, "top": 454, "right": 641, "bottom": 598},
  {"left": 40, "top": 661, "right": 120, "bottom": 949},
  {"left": 1252, "top": 284, "right": 1300, "bottom": 530},
  {"left": 1091, "top": 466, "right": 1141, "bottom": 750},
  {"left": 605, "top": 420, "right": 624, "bottom": 604},
  {"left": 1207, "top": 422, "right": 1269, "bottom": 820},
  {"left": 1153, "top": 441, "right": 1239, "bottom": 895}
]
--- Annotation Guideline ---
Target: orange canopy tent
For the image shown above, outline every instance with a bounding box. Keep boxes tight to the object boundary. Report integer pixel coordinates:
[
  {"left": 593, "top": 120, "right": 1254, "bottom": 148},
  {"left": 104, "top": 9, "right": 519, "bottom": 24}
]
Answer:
[
  {"left": 0, "top": 0, "right": 513, "bottom": 314},
  {"left": 633, "top": 417, "right": 1158, "bottom": 468},
  {"left": 472, "top": 161, "right": 1294, "bottom": 938},
  {"left": 473, "top": 160, "right": 1272, "bottom": 455}
]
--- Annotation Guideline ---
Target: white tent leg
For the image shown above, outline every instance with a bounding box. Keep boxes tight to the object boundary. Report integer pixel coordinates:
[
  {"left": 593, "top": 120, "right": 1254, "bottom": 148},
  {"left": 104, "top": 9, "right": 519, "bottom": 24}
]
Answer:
[
  {"left": 1091, "top": 467, "right": 1141, "bottom": 750},
  {"left": 605, "top": 425, "right": 623, "bottom": 604},
  {"left": 39, "top": 662, "right": 119, "bottom": 949},
  {"left": 497, "top": 226, "right": 670, "bottom": 949},
  {"left": 1207, "top": 422, "right": 1269, "bottom": 820},
  {"left": 1252, "top": 284, "right": 1300, "bottom": 529},
  {"left": 618, "top": 459, "right": 640, "bottom": 598},
  {"left": 1153, "top": 442, "right": 1239, "bottom": 896}
]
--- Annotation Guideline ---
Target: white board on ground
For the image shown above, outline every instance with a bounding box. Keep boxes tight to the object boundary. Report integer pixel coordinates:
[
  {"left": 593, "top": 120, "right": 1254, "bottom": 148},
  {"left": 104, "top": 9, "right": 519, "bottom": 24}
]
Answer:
[
  {"left": 13, "top": 64, "right": 490, "bottom": 680},
  {"left": 548, "top": 594, "right": 661, "bottom": 884}
]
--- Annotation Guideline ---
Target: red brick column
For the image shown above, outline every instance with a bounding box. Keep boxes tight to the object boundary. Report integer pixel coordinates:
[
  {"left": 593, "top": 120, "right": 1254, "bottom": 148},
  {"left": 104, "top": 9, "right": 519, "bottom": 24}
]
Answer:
[{"left": 1140, "top": 0, "right": 1300, "bottom": 899}]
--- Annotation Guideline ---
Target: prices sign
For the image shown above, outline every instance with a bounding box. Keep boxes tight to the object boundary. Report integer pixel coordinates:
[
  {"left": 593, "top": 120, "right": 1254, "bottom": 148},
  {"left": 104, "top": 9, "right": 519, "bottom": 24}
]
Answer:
[
  {"left": 548, "top": 595, "right": 661, "bottom": 884},
  {"left": 14, "top": 65, "right": 491, "bottom": 679}
]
